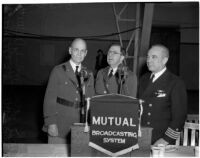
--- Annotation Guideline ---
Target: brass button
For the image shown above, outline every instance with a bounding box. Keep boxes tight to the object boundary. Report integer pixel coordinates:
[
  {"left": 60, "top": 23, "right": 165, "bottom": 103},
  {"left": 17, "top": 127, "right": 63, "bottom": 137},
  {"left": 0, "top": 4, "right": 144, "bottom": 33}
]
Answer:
[
  {"left": 148, "top": 112, "right": 151, "bottom": 116},
  {"left": 147, "top": 122, "right": 150, "bottom": 125},
  {"left": 149, "top": 104, "right": 152, "bottom": 107},
  {"left": 104, "top": 91, "right": 107, "bottom": 94}
]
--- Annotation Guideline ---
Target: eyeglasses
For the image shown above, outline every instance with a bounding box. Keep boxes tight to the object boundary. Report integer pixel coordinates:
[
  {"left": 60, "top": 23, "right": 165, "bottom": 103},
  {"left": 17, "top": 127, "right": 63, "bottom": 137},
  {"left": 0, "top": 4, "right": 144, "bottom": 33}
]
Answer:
[
  {"left": 71, "top": 48, "right": 87, "bottom": 54},
  {"left": 108, "top": 51, "right": 121, "bottom": 56}
]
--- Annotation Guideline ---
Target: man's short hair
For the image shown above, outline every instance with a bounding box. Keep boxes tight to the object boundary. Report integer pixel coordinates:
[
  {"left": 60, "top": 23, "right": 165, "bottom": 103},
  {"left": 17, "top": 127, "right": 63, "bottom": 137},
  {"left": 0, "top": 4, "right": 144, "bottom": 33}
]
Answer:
[
  {"left": 109, "top": 43, "right": 126, "bottom": 56},
  {"left": 150, "top": 44, "right": 169, "bottom": 58}
]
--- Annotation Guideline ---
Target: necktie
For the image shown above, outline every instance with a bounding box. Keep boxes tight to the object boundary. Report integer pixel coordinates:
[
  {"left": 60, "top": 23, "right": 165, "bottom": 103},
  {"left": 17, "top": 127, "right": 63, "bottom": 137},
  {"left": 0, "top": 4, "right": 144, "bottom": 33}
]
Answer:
[
  {"left": 75, "top": 66, "right": 79, "bottom": 76},
  {"left": 75, "top": 66, "right": 81, "bottom": 87},
  {"left": 108, "top": 69, "right": 113, "bottom": 78},
  {"left": 150, "top": 74, "right": 155, "bottom": 83}
]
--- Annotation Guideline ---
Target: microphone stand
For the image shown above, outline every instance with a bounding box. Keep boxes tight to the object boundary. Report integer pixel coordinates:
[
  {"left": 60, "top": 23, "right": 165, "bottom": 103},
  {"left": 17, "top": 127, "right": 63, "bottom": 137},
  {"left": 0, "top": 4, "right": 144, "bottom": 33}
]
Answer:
[
  {"left": 80, "top": 75, "right": 86, "bottom": 123},
  {"left": 118, "top": 73, "right": 123, "bottom": 94},
  {"left": 118, "top": 66, "right": 127, "bottom": 94}
]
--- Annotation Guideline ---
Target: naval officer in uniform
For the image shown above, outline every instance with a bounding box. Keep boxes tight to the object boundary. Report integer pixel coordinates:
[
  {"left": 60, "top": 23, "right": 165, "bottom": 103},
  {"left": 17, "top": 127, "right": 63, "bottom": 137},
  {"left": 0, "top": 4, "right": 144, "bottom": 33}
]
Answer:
[
  {"left": 43, "top": 38, "right": 94, "bottom": 144},
  {"left": 139, "top": 44, "right": 187, "bottom": 145}
]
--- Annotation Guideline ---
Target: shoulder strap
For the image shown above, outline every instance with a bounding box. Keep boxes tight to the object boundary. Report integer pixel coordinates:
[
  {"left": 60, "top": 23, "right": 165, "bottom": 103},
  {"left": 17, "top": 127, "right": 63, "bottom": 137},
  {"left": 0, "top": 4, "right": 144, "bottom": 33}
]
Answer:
[{"left": 62, "top": 64, "right": 66, "bottom": 71}]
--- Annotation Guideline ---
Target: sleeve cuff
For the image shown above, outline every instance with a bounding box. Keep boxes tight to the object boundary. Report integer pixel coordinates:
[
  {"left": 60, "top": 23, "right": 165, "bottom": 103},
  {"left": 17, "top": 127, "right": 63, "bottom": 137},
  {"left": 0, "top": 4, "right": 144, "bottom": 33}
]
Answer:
[{"left": 163, "top": 127, "right": 180, "bottom": 144}]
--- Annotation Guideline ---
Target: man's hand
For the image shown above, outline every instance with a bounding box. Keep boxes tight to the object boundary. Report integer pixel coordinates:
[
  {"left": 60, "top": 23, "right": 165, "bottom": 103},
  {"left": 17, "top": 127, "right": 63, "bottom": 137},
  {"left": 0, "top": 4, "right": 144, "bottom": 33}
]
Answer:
[
  {"left": 153, "top": 138, "right": 169, "bottom": 146},
  {"left": 48, "top": 124, "right": 58, "bottom": 137}
]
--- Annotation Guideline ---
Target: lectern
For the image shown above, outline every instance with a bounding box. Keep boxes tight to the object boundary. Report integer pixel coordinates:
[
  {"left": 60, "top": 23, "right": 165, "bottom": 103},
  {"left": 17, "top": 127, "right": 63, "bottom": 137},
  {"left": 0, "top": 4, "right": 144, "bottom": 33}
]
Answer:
[
  {"left": 71, "top": 94, "right": 152, "bottom": 157},
  {"left": 71, "top": 124, "right": 152, "bottom": 156}
]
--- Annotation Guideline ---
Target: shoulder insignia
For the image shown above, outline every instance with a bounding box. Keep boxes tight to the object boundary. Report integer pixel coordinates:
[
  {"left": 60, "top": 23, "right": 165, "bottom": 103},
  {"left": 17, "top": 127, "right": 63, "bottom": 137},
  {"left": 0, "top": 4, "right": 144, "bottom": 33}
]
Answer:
[{"left": 62, "top": 65, "right": 66, "bottom": 71}]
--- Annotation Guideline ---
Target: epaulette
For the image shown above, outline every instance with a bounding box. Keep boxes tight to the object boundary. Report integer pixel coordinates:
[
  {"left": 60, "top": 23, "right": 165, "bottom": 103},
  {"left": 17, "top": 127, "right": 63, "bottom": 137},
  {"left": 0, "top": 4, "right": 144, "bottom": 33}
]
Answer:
[{"left": 62, "top": 65, "right": 66, "bottom": 71}]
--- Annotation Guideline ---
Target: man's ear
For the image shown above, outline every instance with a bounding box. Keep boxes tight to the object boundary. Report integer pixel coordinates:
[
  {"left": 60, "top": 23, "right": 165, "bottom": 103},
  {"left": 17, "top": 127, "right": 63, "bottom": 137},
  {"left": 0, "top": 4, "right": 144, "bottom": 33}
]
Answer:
[
  {"left": 163, "top": 57, "right": 168, "bottom": 65},
  {"left": 120, "top": 55, "right": 125, "bottom": 63},
  {"left": 84, "top": 50, "right": 88, "bottom": 57},
  {"left": 69, "top": 47, "right": 72, "bottom": 55}
]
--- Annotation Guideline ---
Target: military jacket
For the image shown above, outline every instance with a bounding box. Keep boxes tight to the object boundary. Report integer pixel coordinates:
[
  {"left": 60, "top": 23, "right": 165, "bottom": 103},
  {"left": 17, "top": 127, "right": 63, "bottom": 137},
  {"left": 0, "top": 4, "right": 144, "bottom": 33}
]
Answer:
[
  {"left": 95, "top": 66, "right": 137, "bottom": 97},
  {"left": 43, "top": 61, "right": 94, "bottom": 137},
  {"left": 139, "top": 70, "right": 187, "bottom": 144}
]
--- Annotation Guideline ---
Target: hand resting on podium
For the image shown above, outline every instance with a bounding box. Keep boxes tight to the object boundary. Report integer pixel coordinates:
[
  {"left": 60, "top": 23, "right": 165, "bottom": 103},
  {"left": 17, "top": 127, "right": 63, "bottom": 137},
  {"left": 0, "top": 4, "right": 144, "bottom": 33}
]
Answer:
[{"left": 48, "top": 124, "right": 58, "bottom": 137}]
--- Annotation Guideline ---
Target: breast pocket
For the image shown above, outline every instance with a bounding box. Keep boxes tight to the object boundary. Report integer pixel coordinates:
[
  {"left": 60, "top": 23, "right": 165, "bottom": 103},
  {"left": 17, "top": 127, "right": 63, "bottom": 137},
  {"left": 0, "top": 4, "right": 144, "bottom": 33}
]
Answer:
[
  {"left": 154, "top": 96, "right": 171, "bottom": 112},
  {"left": 58, "top": 80, "right": 77, "bottom": 97}
]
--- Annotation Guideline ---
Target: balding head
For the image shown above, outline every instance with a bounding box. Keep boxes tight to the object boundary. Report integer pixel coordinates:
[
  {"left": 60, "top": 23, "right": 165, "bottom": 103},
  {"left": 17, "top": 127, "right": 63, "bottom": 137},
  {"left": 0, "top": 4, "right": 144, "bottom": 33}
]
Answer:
[
  {"left": 150, "top": 44, "right": 169, "bottom": 58},
  {"left": 147, "top": 44, "right": 169, "bottom": 73},
  {"left": 71, "top": 38, "right": 87, "bottom": 49},
  {"left": 69, "top": 38, "right": 87, "bottom": 65}
]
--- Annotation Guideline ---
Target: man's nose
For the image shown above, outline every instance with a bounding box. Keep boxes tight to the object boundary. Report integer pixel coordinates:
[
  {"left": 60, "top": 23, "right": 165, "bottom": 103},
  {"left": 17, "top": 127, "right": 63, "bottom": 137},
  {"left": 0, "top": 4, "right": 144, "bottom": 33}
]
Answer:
[
  {"left": 147, "top": 57, "right": 152, "bottom": 63},
  {"left": 107, "top": 53, "right": 112, "bottom": 57},
  {"left": 77, "top": 51, "right": 83, "bottom": 55}
]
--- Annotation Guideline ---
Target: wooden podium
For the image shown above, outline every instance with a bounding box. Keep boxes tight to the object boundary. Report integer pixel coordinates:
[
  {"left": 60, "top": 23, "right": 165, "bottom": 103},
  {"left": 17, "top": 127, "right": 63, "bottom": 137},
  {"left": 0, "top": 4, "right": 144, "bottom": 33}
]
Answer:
[{"left": 71, "top": 124, "right": 152, "bottom": 157}]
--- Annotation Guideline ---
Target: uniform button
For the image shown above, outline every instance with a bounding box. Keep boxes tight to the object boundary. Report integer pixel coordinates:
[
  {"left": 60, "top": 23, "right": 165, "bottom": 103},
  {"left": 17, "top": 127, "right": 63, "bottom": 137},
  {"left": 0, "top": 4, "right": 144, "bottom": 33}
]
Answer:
[
  {"left": 106, "top": 84, "right": 109, "bottom": 87},
  {"left": 148, "top": 112, "right": 151, "bottom": 116},
  {"left": 147, "top": 122, "right": 150, "bottom": 125},
  {"left": 76, "top": 91, "right": 79, "bottom": 94},
  {"left": 104, "top": 91, "right": 107, "bottom": 94},
  {"left": 176, "top": 128, "right": 179, "bottom": 131},
  {"left": 149, "top": 104, "right": 152, "bottom": 107},
  {"left": 75, "top": 98, "right": 78, "bottom": 101},
  {"left": 65, "top": 82, "right": 68, "bottom": 84}
]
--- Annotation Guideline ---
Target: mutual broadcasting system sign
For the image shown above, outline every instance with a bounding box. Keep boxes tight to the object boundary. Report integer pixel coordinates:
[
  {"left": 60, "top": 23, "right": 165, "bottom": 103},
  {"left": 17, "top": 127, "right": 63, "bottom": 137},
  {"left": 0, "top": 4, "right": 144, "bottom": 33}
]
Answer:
[{"left": 89, "top": 94, "right": 142, "bottom": 157}]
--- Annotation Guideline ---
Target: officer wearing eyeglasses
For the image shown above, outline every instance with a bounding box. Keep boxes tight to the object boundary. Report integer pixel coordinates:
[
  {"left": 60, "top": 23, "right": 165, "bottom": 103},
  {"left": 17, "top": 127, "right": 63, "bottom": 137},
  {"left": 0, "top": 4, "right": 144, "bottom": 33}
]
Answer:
[
  {"left": 43, "top": 38, "right": 94, "bottom": 144},
  {"left": 95, "top": 43, "right": 137, "bottom": 97}
]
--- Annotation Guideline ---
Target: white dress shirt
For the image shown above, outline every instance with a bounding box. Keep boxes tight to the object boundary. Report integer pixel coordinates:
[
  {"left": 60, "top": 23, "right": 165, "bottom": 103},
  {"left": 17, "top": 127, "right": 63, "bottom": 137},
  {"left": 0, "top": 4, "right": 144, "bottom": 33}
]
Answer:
[
  {"left": 70, "top": 59, "right": 81, "bottom": 73},
  {"left": 108, "top": 67, "right": 118, "bottom": 76},
  {"left": 151, "top": 67, "right": 167, "bottom": 82}
]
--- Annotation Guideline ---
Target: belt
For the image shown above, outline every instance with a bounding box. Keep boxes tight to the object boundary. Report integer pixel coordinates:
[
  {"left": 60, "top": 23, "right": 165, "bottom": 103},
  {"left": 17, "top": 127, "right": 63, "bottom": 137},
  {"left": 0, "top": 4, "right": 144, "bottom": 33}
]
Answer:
[{"left": 57, "top": 97, "right": 80, "bottom": 109}]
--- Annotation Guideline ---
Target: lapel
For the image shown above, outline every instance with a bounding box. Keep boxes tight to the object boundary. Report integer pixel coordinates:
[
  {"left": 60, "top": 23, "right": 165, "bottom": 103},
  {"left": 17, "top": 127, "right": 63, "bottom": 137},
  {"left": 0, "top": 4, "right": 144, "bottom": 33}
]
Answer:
[
  {"left": 64, "top": 62, "right": 92, "bottom": 88},
  {"left": 64, "top": 61, "right": 79, "bottom": 88},
  {"left": 142, "top": 70, "right": 169, "bottom": 98},
  {"left": 102, "top": 66, "right": 110, "bottom": 83}
]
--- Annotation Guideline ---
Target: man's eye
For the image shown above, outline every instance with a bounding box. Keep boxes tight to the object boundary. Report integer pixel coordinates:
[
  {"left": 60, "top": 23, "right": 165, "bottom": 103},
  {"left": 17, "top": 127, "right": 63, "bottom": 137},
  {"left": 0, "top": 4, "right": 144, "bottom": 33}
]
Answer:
[{"left": 80, "top": 50, "right": 87, "bottom": 53}]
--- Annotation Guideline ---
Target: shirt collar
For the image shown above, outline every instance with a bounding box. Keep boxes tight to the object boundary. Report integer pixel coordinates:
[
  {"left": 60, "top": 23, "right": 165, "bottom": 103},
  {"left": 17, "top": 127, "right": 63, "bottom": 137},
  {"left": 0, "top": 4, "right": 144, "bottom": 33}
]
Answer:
[
  {"left": 108, "top": 67, "right": 118, "bottom": 75},
  {"left": 69, "top": 59, "right": 81, "bottom": 72},
  {"left": 152, "top": 67, "right": 167, "bottom": 82}
]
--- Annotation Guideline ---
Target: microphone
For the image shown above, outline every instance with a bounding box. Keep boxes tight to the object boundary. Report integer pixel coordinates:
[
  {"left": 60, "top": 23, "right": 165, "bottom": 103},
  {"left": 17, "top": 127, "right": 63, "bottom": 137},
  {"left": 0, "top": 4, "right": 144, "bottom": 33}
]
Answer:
[
  {"left": 80, "top": 69, "right": 88, "bottom": 79},
  {"left": 79, "top": 67, "right": 88, "bottom": 123},
  {"left": 80, "top": 67, "right": 91, "bottom": 83},
  {"left": 118, "top": 63, "right": 128, "bottom": 79}
]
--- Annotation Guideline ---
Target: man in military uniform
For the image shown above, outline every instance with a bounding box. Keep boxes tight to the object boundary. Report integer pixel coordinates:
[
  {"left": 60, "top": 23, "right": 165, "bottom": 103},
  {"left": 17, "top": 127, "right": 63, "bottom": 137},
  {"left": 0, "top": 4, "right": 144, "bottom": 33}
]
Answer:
[
  {"left": 95, "top": 43, "right": 137, "bottom": 97},
  {"left": 139, "top": 44, "right": 187, "bottom": 145},
  {"left": 43, "top": 38, "right": 94, "bottom": 144}
]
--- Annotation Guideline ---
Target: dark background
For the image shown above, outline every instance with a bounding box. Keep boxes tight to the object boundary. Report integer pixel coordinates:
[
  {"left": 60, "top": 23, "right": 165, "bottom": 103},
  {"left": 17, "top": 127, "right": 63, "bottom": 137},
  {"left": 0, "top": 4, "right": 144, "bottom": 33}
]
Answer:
[{"left": 2, "top": 2, "right": 199, "bottom": 143}]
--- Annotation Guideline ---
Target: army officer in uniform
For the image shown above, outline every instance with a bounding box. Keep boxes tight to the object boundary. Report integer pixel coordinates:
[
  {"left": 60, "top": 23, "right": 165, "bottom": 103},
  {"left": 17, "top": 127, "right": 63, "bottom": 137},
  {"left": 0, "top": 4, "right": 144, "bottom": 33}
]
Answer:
[
  {"left": 139, "top": 44, "right": 187, "bottom": 145},
  {"left": 43, "top": 38, "right": 94, "bottom": 144},
  {"left": 95, "top": 43, "right": 137, "bottom": 97}
]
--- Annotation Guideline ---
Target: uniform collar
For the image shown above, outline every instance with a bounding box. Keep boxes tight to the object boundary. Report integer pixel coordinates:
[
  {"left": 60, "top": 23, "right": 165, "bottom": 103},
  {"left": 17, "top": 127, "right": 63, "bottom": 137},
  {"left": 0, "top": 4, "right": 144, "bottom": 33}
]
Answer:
[
  {"left": 69, "top": 59, "right": 81, "bottom": 72},
  {"left": 108, "top": 67, "right": 118, "bottom": 75},
  {"left": 151, "top": 67, "right": 167, "bottom": 82}
]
